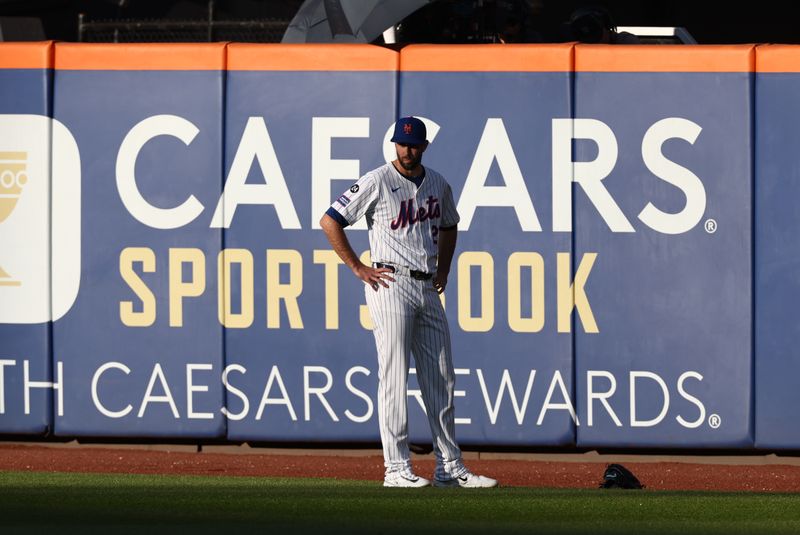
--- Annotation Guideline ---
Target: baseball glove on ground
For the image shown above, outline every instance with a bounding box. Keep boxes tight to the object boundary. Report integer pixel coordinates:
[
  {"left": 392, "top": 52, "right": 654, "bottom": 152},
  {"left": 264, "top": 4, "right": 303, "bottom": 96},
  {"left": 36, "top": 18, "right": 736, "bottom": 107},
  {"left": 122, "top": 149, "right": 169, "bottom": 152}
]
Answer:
[{"left": 599, "top": 463, "right": 644, "bottom": 489}]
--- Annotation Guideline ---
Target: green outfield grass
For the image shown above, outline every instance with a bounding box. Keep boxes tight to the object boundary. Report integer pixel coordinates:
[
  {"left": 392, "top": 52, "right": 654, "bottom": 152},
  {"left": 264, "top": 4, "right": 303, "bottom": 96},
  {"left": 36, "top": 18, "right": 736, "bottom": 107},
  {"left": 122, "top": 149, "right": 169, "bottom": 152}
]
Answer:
[{"left": 1, "top": 471, "right": 800, "bottom": 534}]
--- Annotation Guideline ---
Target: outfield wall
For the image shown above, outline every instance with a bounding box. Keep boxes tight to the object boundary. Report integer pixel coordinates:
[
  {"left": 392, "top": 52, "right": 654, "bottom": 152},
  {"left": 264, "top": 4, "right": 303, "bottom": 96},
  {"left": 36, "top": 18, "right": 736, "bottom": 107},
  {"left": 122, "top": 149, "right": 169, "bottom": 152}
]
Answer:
[{"left": 0, "top": 41, "right": 798, "bottom": 450}]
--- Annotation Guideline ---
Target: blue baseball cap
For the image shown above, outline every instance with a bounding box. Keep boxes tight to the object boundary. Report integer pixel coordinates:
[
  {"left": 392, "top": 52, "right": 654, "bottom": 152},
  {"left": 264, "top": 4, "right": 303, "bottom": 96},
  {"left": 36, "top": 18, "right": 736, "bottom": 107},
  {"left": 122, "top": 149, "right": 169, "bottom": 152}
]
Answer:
[{"left": 390, "top": 116, "right": 427, "bottom": 145}]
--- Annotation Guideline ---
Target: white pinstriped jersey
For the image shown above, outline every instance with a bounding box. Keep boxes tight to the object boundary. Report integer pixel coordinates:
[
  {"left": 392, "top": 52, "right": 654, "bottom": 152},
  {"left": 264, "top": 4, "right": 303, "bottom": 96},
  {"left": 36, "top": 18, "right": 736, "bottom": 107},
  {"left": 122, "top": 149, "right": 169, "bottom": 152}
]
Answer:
[{"left": 330, "top": 163, "right": 460, "bottom": 274}]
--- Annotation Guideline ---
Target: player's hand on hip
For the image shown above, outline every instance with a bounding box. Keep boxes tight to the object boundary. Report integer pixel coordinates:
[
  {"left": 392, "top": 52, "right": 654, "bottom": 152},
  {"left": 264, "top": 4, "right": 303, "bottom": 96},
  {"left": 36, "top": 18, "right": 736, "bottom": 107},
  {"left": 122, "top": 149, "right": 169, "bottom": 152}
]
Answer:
[
  {"left": 354, "top": 264, "right": 395, "bottom": 291},
  {"left": 433, "top": 273, "right": 448, "bottom": 294}
]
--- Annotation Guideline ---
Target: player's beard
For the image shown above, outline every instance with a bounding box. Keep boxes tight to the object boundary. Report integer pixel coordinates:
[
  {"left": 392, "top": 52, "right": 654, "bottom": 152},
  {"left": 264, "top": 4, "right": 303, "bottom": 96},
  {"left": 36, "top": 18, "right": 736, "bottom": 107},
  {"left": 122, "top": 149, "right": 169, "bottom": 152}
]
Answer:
[{"left": 396, "top": 149, "right": 422, "bottom": 172}]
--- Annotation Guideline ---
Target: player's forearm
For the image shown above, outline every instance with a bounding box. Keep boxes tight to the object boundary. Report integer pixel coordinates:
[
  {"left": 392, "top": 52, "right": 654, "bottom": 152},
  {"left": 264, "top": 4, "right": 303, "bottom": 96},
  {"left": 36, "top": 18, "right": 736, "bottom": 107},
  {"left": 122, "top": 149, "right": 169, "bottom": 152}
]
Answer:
[
  {"left": 437, "top": 226, "right": 458, "bottom": 275},
  {"left": 320, "top": 214, "right": 363, "bottom": 272}
]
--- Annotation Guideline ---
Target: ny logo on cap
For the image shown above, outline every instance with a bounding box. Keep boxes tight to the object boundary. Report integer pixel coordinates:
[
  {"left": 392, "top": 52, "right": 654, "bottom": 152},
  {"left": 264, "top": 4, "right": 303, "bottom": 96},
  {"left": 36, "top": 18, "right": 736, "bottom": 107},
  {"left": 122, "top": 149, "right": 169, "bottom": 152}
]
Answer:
[{"left": 404, "top": 123, "right": 412, "bottom": 134}]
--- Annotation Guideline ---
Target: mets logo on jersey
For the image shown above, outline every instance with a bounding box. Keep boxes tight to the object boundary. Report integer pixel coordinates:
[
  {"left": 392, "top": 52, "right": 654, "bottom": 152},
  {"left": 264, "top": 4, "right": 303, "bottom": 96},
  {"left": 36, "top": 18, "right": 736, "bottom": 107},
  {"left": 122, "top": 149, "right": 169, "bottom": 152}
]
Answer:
[{"left": 390, "top": 196, "right": 441, "bottom": 230}]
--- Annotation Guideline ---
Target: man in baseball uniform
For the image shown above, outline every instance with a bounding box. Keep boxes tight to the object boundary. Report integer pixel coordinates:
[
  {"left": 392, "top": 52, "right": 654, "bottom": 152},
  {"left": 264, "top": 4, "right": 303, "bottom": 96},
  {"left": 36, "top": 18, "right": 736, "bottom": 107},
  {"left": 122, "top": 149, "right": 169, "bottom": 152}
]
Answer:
[{"left": 320, "top": 117, "right": 497, "bottom": 489}]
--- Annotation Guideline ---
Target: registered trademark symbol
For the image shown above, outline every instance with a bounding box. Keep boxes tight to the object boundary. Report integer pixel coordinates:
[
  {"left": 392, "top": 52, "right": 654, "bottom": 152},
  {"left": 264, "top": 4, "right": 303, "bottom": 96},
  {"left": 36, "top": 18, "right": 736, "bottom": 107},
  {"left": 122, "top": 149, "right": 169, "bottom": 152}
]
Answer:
[
  {"left": 709, "top": 414, "right": 721, "bottom": 429},
  {"left": 705, "top": 219, "right": 717, "bottom": 234}
]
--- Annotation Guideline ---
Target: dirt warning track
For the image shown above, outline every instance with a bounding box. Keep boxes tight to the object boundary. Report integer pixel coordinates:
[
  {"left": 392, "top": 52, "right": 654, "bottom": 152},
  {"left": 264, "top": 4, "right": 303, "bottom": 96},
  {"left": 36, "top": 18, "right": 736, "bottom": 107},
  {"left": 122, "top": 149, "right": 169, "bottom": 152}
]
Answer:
[{"left": 2, "top": 443, "right": 800, "bottom": 492}]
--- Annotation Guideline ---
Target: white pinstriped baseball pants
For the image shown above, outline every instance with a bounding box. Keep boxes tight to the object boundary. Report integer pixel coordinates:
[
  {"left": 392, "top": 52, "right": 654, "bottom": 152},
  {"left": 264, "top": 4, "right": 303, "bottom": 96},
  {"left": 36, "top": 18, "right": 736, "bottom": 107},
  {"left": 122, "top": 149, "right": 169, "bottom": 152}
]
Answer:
[{"left": 365, "top": 273, "right": 466, "bottom": 479}]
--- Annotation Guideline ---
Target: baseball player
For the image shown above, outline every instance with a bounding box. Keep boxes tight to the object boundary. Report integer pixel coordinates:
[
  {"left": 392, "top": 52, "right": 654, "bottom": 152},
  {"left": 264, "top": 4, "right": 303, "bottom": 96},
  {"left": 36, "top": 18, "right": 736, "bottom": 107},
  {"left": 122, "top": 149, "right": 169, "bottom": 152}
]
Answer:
[{"left": 320, "top": 117, "right": 497, "bottom": 488}]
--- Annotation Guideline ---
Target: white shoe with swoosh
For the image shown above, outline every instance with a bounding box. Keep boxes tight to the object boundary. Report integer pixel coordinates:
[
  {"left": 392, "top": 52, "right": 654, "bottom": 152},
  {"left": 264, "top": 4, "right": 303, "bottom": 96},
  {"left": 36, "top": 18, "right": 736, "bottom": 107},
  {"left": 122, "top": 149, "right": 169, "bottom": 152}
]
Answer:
[
  {"left": 383, "top": 469, "right": 431, "bottom": 488},
  {"left": 433, "top": 472, "right": 498, "bottom": 488}
]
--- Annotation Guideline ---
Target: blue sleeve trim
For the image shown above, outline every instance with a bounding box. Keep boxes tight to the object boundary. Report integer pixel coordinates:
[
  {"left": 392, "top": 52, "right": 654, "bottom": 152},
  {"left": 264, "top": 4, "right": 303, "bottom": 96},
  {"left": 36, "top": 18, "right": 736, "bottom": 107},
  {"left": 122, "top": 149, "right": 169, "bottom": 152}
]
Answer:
[{"left": 325, "top": 207, "right": 349, "bottom": 228}]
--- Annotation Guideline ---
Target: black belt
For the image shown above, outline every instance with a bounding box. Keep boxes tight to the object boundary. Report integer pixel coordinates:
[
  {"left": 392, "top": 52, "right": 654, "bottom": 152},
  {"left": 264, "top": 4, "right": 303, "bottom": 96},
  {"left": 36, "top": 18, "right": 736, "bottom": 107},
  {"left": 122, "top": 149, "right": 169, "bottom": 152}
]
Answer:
[{"left": 374, "top": 262, "right": 433, "bottom": 281}]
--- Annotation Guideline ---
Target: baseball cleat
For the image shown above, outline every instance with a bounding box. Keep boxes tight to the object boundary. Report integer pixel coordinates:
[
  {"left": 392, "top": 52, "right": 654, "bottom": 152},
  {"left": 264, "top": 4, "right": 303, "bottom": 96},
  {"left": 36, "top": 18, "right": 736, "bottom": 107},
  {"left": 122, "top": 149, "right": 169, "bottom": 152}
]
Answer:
[
  {"left": 433, "top": 472, "right": 498, "bottom": 488},
  {"left": 383, "top": 469, "right": 431, "bottom": 488}
]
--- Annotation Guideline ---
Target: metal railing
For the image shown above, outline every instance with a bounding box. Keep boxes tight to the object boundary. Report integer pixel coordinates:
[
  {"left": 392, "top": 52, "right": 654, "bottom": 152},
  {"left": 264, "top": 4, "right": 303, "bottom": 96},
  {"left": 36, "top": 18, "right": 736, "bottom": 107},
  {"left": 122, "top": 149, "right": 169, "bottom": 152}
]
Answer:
[{"left": 78, "top": 14, "right": 290, "bottom": 43}]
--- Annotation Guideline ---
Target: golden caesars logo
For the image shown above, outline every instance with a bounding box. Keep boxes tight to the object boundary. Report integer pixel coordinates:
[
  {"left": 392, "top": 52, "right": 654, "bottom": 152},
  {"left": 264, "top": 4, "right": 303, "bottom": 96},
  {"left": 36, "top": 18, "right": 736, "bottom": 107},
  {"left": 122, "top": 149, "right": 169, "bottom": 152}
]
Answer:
[
  {"left": 0, "top": 115, "right": 80, "bottom": 324},
  {"left": 0, "top": 151, "right": 27, "bottom": 287}
]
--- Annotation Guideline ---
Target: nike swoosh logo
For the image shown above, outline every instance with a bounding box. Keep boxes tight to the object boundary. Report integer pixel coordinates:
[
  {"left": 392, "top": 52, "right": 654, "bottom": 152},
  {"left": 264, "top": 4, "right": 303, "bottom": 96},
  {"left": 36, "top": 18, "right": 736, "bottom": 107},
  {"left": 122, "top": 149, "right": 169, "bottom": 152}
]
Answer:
[
  {"left": 403, "top": 476, "right": 419, "bottom": 482},
  {"left": 458, "top": 476, "right": 468, "bottom": 482},
  {"left": 391, "top": 186, "right": 401, "bottom": 192}
]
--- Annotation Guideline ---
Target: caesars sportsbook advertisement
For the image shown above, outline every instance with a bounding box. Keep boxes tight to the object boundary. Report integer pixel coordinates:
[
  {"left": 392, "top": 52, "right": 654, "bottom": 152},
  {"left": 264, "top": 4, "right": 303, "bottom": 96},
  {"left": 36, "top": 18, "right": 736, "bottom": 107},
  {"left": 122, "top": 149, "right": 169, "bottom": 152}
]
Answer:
[{"left": 3, "top": 42, "right": 799, "bottom": 450}]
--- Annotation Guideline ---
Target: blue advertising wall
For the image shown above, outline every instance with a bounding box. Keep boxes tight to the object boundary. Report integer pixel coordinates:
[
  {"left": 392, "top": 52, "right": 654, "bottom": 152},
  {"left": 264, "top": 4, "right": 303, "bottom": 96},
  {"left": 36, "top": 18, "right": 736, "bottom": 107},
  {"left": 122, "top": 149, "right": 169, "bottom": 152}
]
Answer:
[
  {"left": 755, "top": 46, "right": 800, "bottom": 449},
  {"left": 573, "top": 45, "right": 754, "bottom": 448},
  {"left": 51, "top": 44, "right": 227, "bottom": 437},
  {"left": 2, "top": 41, "right": 800, "bottom": 452},
  {"left": 222, "top": 44, "right": 397, "bottom": 441},
  {"left": 0, "top": 42, "right": 53, "bottom": 434},
  {"left": 398, "top": 45, "right": 575, "bottom": 446}
]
